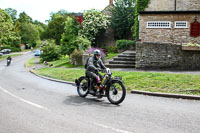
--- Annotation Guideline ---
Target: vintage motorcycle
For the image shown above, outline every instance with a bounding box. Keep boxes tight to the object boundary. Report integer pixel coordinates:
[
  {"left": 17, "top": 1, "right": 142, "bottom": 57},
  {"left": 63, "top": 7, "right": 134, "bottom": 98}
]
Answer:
[
  {"left": 7, "top": 59, "right": 11, "bottom": 66},
  {"left": 75, "top": 68, "right": 126, "bottom": 105}
]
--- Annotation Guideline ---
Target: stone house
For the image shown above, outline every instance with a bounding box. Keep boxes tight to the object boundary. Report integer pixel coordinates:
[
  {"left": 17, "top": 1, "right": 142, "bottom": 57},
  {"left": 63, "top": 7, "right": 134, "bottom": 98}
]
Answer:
[
  {"left": 136, "top": 0, "right": 200, "bottom": 70},
  {"left": 139, "top": 0, "right": 200, "bottom": 44}
]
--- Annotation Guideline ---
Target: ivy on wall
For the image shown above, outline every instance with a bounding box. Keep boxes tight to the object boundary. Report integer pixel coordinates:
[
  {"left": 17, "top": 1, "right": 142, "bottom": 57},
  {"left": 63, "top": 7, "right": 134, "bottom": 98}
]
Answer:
[{"left": 133, "top": 0, "right": 150, "bottom": 40}]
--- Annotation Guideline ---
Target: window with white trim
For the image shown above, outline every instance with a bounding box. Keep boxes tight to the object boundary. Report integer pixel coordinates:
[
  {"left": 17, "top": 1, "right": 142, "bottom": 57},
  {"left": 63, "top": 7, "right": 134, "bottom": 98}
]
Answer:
[
  {"left": 174, "top": 21, "right": 188, "bottom": 28},
  {"left": 146, "top": 21, "right": 171, "bottom": 28}
]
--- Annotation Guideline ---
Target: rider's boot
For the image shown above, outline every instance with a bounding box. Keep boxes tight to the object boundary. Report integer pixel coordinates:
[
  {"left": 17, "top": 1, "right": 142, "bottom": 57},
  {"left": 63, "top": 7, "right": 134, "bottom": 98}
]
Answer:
[
  {"left": 89, "top": 79, "right": 95, "bottom": 94},
  {"left": 89, "top": 87, "right": 95, "bottom": 94}
]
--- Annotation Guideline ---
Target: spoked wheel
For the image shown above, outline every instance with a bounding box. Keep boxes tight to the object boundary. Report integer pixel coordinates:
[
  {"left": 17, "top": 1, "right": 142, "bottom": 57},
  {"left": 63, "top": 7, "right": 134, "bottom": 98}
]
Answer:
[
  {"left": 77, "top": 77, "right": 89, "bottom": 97},
  {"left": 107, "top": 81, "right": 126, "bottom": 105}
]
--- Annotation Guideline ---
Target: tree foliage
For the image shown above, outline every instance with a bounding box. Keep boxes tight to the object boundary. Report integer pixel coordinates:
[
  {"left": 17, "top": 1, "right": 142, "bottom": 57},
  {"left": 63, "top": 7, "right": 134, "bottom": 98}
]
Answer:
[
  {"left": 5, "top": 8, "right": 17, "bottom": 23},
  {"left": 40, "top": 40, "right": 61, "bottom": 62},
  {"left": 133, "top": 0, "right": 150, "bottom": 40},
  {"left": 80, "top": 9, "right": 110, "bottom": 45},
  {"left": 43, "top": 10, "right": 71, "bottom": 45},
  {"left": 18, "top": 11, "right": 33, "bottom": 23},
  {"left": 111, "top": 0, "right": 136, "bottom": 40},
  {"left": 60, "top": 17, "right": 90, "bottom": 56},
  {"left": 0, "top": 8, "right": 21, "bottom": 51},
  {"left": 20, "top": 23, "right": 40, "bottom": 47},
  {"left": 33, "top": 20, "right": 47, "bottom": 39}
]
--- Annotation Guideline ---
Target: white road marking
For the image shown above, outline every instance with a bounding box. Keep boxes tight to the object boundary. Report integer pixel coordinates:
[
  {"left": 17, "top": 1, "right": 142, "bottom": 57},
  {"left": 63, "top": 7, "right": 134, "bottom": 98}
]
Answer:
[
  {"left": 89, "top": 121, "right": 133, "bottom": 133},
  {"left": 0, "top": 85, "right": 49, "bottom": 111}
]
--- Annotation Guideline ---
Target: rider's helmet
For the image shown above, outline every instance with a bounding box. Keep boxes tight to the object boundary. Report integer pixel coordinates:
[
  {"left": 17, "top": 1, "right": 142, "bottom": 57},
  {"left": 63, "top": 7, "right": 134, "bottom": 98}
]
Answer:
[
  {"left": 93, "top": 49, "right": 101, "bottom": 60},
  {"left": 93, "top": 49, "right": 101, "bottom": 55}
]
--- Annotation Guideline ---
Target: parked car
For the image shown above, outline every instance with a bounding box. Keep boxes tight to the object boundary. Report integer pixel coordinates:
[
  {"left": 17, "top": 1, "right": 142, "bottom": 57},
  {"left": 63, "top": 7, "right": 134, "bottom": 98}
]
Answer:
[
  {"left": 34, "top": 49, "right": 41, "bottom": 56},
  {"left": 0, "top": 52, "right": 3, "bottom": 56},
  {"left": 0, "top": 49, "right": 11, "bottom": 54}
]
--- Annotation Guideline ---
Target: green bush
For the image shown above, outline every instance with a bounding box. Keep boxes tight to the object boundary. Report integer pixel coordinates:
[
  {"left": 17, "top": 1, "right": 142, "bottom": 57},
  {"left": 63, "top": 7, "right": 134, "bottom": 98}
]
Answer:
[
  {"left": 116, "top": 40, "right": 136, "bottom": 50},
  {"left": 106, "top": 46, "right": 117, "bottom": 53},
  {"left": 40, "top": 40, "right": 61, "bottom": 62},
  {"left": 74, "top": 36, "right": 91, "bottom": 51}
]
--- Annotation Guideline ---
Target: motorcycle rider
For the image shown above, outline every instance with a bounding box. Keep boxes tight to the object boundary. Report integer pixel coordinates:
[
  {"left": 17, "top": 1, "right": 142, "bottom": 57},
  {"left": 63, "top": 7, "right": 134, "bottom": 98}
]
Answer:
[
  {"left": 7, "top": 56, "right": 12, "bottom": 65},
  {"left": 86, "top": 49, "right": 106, "bottom": 94}
]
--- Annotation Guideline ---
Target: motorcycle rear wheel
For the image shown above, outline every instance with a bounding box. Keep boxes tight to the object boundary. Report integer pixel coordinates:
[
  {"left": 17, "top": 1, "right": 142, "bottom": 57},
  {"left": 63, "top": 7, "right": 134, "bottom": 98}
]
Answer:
[
  {"left": 107, "top": 81, "right": 126, "bottom": 105},
  {"left": 77, "top": 77, "right": 89, "bottom": 97}
]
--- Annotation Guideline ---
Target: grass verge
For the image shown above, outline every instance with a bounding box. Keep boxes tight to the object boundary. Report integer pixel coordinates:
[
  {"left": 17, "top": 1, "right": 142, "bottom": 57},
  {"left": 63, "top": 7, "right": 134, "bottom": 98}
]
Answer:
[
  {"left": 26, "top": 57, "right": 36, "bottom": 67},
  {"left": 46, "top": 55, "right": 84, "bottom": 68},
  {"left": 34, "top": 67, "right": 200, "bottom": 95},
  {"left": 0, "top": 54, "right": 22, "bottom": 60},
  {"left": 105, "top": 52, "right": 118, "bottom": 60}
]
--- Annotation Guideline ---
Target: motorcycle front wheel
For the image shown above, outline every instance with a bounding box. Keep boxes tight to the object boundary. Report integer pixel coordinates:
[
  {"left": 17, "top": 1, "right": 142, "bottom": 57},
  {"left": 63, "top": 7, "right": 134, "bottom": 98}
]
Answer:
[
  {"left": 107, "top": 80, "right": 126, "bottom": 105},
  {"left": 77, "top": 77, "right": 89, "bottom": 97}
]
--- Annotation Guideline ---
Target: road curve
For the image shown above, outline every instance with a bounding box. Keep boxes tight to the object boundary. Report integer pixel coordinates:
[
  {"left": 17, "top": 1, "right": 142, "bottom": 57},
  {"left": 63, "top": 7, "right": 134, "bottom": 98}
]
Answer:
[{"left": 0, "top": 52, "right": 200, "bottom": 133}]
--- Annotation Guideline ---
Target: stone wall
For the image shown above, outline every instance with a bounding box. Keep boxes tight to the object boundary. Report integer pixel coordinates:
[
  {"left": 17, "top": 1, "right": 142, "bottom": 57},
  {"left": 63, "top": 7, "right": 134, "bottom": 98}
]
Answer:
[
  {"left": 146, "top": 0, "right": 200, "bottom": 11},
  {"left": 136, "top": 42, "right": 200, "bottom": 70},
  {"left": 96, "top": 27, "right": 116, "bottom": 47},
  {"left": 139, "top": 13, "right": 200, "bottom": 44},
  {"left": 177, "top": 0, "right": 200, "bottom": 11},
  {"left": 145, "top": 0, "right": 174, "bottom": 11}
]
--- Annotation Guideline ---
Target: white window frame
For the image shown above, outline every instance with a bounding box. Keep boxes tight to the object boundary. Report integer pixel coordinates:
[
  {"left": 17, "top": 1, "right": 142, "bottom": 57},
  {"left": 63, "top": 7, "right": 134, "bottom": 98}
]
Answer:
[
  {"left": 146, "top": 21, "right": 171, "bottom": 29},
  {"left": 174, "top": 21, "right": 188, "bottom": 28}
]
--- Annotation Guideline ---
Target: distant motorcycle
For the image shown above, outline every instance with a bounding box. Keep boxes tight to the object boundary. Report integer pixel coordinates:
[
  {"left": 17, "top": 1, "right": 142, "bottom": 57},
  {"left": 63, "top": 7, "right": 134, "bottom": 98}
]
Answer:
[
  {"left": 7, "top": 59, "right": 11, "bottom": 66},
  {"left": 75, "top": 68, "right": 126, "bottom": 105}
]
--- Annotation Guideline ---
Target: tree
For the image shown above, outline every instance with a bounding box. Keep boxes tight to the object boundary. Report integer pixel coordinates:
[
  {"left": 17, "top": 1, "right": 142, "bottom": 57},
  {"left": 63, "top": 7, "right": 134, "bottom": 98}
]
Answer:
[
  {"left": 0, "top": 8, "right": 14, "bottom": 40},
  {"left": 0, "top": 8, "right": 21, "bottom": 51},
  {"left": 60, "top": 16, "right": 80, "bottom": 55},
  {"left": 43, "top": 10, "right": 72, "bottom": 45},
  {"left": 33, "top": 20, "right": 47, "bottom": 40},
  {"left": 80, "top": 9, "right": 110, "bottom": 46},
  {"left": 46, "top": 16, "right": 66, "bottom": 45},
  {"left": 18, "top": 11, "right": 33, "bottom": 23},
  {"left": 5, "top": 8, "right": 17, "bottom": 23},
  {"left": 111, "top": 0, "right": 136, "bottom": 40},
  {"left": 40, "top": 40, "right": 61, "bottom": 62},
  {"left": 20, "top": 23, "right": 40, "bottom": 47}
]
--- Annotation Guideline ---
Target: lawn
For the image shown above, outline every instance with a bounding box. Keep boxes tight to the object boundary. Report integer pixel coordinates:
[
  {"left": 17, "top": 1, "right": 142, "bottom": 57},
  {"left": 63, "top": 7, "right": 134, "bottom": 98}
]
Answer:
[
  {"left": 47, "top": 55, "right": 84, "bottom": 68},
  {"left": 27, "top": 53, "right": 200, "bottom": 96},
  {"left": 0, "top": 54, "right": 22, "bottom": 60},
  {"left": 105, "top": 52, "right": 118, "bottom": 60},
  {"left": 26, "top": 57, "right": 36, "bottom": 67},
  {"left": 34, "top": 67, "right": 200, "bottom": 95}
]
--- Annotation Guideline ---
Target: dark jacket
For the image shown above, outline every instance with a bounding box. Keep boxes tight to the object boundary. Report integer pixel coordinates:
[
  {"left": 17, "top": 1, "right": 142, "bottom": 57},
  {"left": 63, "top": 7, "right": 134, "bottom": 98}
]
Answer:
[
  {"left": 7, "top": 56, "right": 12, "bottom": 61},
  {"left": 86, "top": 56, "right": 106, "bottom": 73}
]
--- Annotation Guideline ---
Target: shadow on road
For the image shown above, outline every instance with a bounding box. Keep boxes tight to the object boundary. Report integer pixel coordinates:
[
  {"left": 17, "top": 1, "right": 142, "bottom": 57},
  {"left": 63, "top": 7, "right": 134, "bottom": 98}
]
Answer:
[{"left": 63, "top": 95, "right": 120, "bottom": 107}]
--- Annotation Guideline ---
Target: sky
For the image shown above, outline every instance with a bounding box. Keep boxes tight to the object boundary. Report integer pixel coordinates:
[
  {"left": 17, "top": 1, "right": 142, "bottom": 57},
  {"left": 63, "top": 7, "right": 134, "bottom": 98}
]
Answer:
[{"left": 0, "top": 0, "right": 109, "bottom": 23}]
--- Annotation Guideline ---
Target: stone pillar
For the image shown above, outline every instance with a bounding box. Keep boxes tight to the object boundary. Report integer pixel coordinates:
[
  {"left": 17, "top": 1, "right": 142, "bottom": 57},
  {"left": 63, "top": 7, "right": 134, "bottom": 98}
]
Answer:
[{"left": 82, "top": 54, "right": 91, "bottom": 66}]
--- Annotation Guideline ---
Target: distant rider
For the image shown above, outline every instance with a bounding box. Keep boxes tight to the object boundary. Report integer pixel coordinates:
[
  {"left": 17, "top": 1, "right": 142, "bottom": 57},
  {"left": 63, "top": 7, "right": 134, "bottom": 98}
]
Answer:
[
  {"left": 86, "top": 49, "right": 106, "bottom": 94},
  {"left": 7, "top": 56, "right": 12, "bottom": 65},
  {"left": 7, "top": 56, "right": 12, "bottom": 62}
]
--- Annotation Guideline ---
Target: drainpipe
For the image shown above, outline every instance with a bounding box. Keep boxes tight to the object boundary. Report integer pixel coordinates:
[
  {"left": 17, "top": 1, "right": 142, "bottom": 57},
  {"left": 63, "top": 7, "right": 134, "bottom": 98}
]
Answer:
[{"left": 175, "top": 0, "right": 177, "bottom": 11}]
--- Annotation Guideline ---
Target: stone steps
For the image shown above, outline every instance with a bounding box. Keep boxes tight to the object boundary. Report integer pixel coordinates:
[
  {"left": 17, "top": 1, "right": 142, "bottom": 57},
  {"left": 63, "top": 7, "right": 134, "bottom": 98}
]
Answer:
[
  {"left": 105, "top": 64, "right": 135, "bottom": 68},
  {"left": 105, "top": 50, "right": 136, "bottom": 68},
  {"left": 109, "top": 60, "right": 135, "bottom": 64},
  {"left": 118, "top": 54, "right": 136, "bottom": 58},
  {"left": 113, "top": 57, "right": 135, "bottom": 61}
]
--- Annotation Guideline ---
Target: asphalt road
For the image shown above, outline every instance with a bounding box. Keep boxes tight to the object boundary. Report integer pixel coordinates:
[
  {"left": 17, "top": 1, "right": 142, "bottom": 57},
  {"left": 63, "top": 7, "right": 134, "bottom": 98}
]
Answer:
[{"left": 0, "top": 52, "right": 200, "bottom": 133}]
